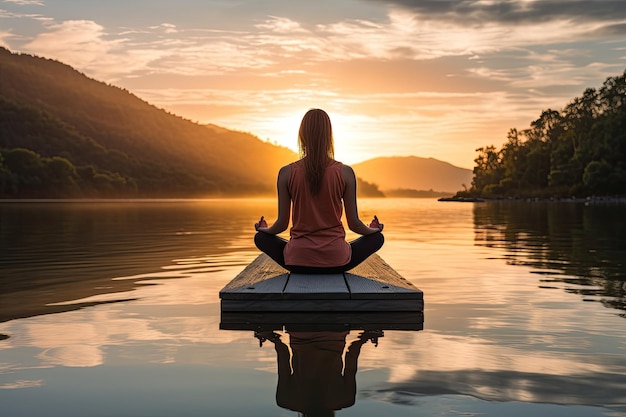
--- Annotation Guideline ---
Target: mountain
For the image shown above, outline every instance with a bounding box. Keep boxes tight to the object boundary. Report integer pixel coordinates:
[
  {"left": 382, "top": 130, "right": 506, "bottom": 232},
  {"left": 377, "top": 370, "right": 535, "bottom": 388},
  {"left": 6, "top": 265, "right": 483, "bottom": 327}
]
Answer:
[
  {"left": 352, "top": 156, "right": 473, "bottom": 194},
  {"left": 0, "top": 48, "right": 470, "bottom": 198},
  {"left": 0, "top": 47, "right": 297, "bottom": 197}
]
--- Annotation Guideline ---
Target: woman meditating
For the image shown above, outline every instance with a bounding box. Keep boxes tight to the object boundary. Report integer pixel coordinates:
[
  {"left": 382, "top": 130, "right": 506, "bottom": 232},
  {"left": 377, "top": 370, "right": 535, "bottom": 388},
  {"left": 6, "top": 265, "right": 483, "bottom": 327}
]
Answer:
[{"left": 254, "top": 108, "right": 384, "bottom": 274}]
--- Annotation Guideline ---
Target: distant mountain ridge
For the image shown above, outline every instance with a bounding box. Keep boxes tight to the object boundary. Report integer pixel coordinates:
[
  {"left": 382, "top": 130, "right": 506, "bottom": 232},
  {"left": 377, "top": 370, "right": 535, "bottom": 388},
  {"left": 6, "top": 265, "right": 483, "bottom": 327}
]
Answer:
[{"left": 353, "top": 156, "right": 472, "bottom": 193}]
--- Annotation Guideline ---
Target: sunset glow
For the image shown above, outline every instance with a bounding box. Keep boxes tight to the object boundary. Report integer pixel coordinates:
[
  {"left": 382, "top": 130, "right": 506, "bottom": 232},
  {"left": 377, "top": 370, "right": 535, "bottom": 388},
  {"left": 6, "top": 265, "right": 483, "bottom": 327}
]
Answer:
[{"left": 2, "top": 0, "right": 626, "bottom": 167}]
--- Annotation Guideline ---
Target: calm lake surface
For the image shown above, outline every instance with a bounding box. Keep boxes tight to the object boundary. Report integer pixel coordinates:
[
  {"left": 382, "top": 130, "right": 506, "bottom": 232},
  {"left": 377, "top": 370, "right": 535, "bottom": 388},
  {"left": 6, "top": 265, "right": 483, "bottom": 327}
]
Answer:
[{"left": 1, "top": 198, "right": 625, "bottom": 416}]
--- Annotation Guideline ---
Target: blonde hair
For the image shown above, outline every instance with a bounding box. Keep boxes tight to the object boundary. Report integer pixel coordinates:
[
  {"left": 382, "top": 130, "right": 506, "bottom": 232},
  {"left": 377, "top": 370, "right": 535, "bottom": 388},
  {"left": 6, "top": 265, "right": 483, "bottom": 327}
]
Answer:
[{"left": 298, "top": 109, "right": 335, "bottom": 195}]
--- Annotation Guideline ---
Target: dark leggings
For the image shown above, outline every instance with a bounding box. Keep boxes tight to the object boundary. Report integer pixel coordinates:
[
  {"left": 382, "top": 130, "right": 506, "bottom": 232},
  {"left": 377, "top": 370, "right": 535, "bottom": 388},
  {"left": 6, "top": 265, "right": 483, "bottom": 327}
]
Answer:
[{"left": 254, "top": 232, "right": 384, "bottom": 274}]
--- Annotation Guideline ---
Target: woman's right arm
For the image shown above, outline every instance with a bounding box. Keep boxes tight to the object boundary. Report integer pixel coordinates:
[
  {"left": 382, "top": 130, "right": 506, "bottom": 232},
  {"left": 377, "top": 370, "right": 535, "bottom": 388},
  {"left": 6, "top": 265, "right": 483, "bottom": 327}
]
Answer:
[{"left": 342, "top": 165, "right": 383, "bottom": 235}]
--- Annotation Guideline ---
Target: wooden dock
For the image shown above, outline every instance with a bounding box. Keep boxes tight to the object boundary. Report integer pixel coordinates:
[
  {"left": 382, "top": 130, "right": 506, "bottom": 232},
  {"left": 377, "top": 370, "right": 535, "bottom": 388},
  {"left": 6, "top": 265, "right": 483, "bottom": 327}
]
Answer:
[
  {"left": 219, "top": 253, "right": 424, "bottom": 314},
  {"left": 219, "top": 310, "right": 424, "bottom": 331}
]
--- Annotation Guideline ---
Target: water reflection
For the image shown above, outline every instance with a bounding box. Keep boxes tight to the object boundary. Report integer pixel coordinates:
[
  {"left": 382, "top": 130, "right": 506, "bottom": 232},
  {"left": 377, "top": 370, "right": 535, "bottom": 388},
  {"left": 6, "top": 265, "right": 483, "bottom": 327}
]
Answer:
[
  {"left": 473, "top": 201, "right": 626, "bottom": 316},
  {"left": 256, "top": 330, "right": 379, "bottom": 416},
  {"left": 0, "top": 200, "right": 263, "bottom": 323},
  {"left": 222, "top": 310, "right": 422, "bottom": 415},
  {"left": 361, "top": 367, "right": 626, "bottom": 409}
]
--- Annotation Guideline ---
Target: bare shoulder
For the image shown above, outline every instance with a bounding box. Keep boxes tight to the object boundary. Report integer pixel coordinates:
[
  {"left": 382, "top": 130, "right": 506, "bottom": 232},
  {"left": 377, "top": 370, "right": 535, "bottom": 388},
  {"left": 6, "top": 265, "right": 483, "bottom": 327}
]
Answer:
[
  {"left": 278, "top": 163, "right": 292, "bottom": 177},
  {"left": 341, "top": 164, "right": 356, "bottom": 182},
  {"left": 341, "top": 163, "right": 355, "bottom": 175},
  {"left": 276, "top": 164, "right": 291, "bottom": 185}
]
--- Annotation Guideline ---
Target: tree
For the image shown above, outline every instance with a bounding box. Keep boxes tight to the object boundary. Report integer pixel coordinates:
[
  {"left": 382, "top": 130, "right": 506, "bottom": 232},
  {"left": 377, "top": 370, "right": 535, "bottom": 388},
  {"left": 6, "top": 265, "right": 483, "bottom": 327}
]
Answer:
[
  {"left": 42, "top": 156, "right": 77, "bottom": 195},
  {"left": 0, "top": 152, "right": 13, "bottom": 194},
  {"left": 499, "top": 129, "right": 523, "bottom": 193},
  {"left": 1, "top": 148, "right": 43, "bottom": 195},
  {"left": 583, "top": 160, "right": 613, "bottom": 195},
  {"left": 472, "top": 145, "right": 503, "bottom": 195}
]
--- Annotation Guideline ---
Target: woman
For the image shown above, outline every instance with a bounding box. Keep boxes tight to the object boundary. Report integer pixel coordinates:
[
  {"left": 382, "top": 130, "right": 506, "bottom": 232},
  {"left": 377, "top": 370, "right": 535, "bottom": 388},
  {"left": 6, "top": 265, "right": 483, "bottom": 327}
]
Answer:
[{"left": 254, "top": 108, "right": 384, "bottom": 274}]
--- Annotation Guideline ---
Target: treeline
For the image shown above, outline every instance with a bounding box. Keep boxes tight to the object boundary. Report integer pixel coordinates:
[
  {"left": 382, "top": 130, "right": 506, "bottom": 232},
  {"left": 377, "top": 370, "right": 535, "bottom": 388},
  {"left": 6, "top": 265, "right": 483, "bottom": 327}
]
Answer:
[
  {"left": 460, "top": 70, "right": 626, "bottom": 198},
  {"left": 0, "top": 148, "right": 136, "bottom": 197},
  {"left": 385, "top": 188, "right": 452, "bottom": 198}
]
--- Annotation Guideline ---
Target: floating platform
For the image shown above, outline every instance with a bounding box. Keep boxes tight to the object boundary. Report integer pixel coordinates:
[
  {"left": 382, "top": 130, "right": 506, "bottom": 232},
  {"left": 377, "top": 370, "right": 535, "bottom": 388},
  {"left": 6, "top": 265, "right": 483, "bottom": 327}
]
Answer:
[
  {"left": 220, "top": 253, "right": 424, "bottom": 331},
  {"left": 219, "top": 253, "right": 423, "bottom": 314}
]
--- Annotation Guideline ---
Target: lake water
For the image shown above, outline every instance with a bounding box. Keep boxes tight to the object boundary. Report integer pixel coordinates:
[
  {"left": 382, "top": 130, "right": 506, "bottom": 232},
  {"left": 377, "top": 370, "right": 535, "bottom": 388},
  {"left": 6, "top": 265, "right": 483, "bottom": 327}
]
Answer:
[{"left": 1, "top": 198, "right": 625, "bottom": 417}]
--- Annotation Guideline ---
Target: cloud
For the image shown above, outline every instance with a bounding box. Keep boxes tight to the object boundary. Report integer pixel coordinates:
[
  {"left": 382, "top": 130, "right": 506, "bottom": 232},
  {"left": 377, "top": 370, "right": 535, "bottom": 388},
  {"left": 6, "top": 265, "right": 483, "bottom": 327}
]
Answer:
[
  {"left": 0, "top": 7, "right": 49, "bottom": 20},
  {"left": 23, "top": 20, "right": 123, "bottom": 67},
  {"left": 148, "top": 22, "right": 178, "bottom": 34},
  {"left": 372, "top": 0, "right": 626, "bottom": 24},
  {"left": 312, "top": 6, "right": 623, "bottom": 63},
  {"left": 21, "top": 20, "right": 174, "bottom": 81},
  {"left": 0, "top": 30, "right": 13, "bottom": 48},
  {"left": 255, "top": 15, "right": 309, "bottom": 33},
  {"left": 0, "top": 379, "right": 45, "bottom": 389},
  {"left": 594, "top": 22, "right": 626, "bottom": 36},
  {"left": 3, "top": 0, "right": 44, "bottom": 5},
  {"left": 19, "top": 18, "right": 288, "bottom": 81},
  {"left": 15, "top": 4, "right": 623, "bottom": 86}
]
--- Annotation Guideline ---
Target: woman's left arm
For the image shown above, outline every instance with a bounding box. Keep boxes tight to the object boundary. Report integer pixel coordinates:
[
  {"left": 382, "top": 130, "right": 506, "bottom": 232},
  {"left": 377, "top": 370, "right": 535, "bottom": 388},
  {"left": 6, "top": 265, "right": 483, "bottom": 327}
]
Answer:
[
  {"left": 255, "top": 165, "right": 291, "bottom": 235},
  {"left": 342, "top": 165, "right": 383, "bottom": 235}
]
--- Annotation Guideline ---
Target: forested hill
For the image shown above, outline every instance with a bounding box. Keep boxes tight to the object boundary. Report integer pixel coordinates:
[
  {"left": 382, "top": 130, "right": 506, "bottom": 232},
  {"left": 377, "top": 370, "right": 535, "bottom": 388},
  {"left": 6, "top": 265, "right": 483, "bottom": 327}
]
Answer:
[
  {"left": 461, "top": 69, "right": 626, "bottom": 199},
  {"left": 0, "top": 47, "right": 298, "bottom": 197}
]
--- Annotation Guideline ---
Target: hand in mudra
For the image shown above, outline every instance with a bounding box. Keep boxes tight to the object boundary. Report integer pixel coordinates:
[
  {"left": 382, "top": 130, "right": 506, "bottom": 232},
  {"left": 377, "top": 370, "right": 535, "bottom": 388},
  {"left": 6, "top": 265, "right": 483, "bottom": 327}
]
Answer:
[
  {"left": 369, "top": 215, "right": 384, "bottom": 231},
  {"left": 255, "top": 216, "right": 268, "bottom": 231}
]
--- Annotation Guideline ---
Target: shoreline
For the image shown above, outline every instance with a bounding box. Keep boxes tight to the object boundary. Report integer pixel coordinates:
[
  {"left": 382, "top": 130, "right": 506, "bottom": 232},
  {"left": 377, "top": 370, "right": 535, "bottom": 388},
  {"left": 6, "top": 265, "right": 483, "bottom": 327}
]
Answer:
[{"left": 439, "top": 196, "right": 626, "bottom": 204}]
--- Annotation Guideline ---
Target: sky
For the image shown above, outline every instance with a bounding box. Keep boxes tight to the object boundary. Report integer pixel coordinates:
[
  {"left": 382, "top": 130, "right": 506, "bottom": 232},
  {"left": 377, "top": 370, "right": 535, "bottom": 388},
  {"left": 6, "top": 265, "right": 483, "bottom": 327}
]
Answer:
[{"left": 1, "top": 0, "right": 626, "bottom": 168}]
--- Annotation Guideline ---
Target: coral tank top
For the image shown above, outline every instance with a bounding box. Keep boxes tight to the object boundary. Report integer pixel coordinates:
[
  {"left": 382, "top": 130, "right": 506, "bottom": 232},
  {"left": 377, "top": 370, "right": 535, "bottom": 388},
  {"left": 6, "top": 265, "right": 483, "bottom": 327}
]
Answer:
[{"left": 283, "top": 159, "right": 351, "bottom": 267}]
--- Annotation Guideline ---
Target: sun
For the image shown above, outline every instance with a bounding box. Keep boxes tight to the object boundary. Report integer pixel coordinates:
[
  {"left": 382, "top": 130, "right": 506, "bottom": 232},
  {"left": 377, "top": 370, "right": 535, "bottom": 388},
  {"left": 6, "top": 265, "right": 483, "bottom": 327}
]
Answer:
[
  {"left": 330, "top": 113, "right": 378, "bottom": 164},
  {"left": 252, "top": 108, "right": 379, "bottom": 165}
]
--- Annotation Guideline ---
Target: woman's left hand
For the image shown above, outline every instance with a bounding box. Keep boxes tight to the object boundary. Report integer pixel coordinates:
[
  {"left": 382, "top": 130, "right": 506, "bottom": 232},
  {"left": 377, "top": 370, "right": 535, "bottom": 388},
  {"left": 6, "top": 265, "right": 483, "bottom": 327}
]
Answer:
[{"left": 255, "top": 216, "right": 268, "bottom": 231}]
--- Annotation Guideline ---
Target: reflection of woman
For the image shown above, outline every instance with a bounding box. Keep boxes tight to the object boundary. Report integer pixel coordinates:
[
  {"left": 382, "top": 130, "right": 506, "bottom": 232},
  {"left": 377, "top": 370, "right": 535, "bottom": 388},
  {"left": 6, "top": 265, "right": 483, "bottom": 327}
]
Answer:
[
  {"left": 259, "top": 331, "right": 374, "bottom": 416},
  {"left": 254, "top": 108, "right": 384, "bottom": 274}
]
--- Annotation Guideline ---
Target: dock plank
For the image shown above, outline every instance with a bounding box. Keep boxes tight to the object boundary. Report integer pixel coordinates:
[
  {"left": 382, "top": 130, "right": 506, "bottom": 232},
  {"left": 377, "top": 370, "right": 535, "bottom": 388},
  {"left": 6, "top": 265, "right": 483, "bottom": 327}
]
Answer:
[
  {"left": 345, "top": 273, "right": 422, "bottom": 300},
  {"left": 347, "top": 254, "right": 417, "bottom": 292},
  {"left": 283, "top": 273, "right": 349, "bottom": 299},
  {"left": 221, "top": 298, "right": 422, "bottom": 312},
  {"left": 219, "top": 254, "right": 288, "bottom": 300}
]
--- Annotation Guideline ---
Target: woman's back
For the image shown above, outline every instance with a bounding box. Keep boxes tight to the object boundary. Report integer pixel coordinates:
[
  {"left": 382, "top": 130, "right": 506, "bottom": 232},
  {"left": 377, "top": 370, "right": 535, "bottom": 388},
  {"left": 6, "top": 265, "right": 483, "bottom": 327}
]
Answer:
[{"left": 284, "top": 159, "right": 351, "bottom": 267}]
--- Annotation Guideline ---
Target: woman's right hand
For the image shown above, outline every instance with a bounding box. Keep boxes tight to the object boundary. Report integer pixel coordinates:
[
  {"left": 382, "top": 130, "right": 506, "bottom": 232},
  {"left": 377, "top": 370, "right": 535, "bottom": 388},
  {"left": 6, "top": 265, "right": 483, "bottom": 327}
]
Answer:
[{"left": 369, "top": 215, "right": 384, "bottom": 232}]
